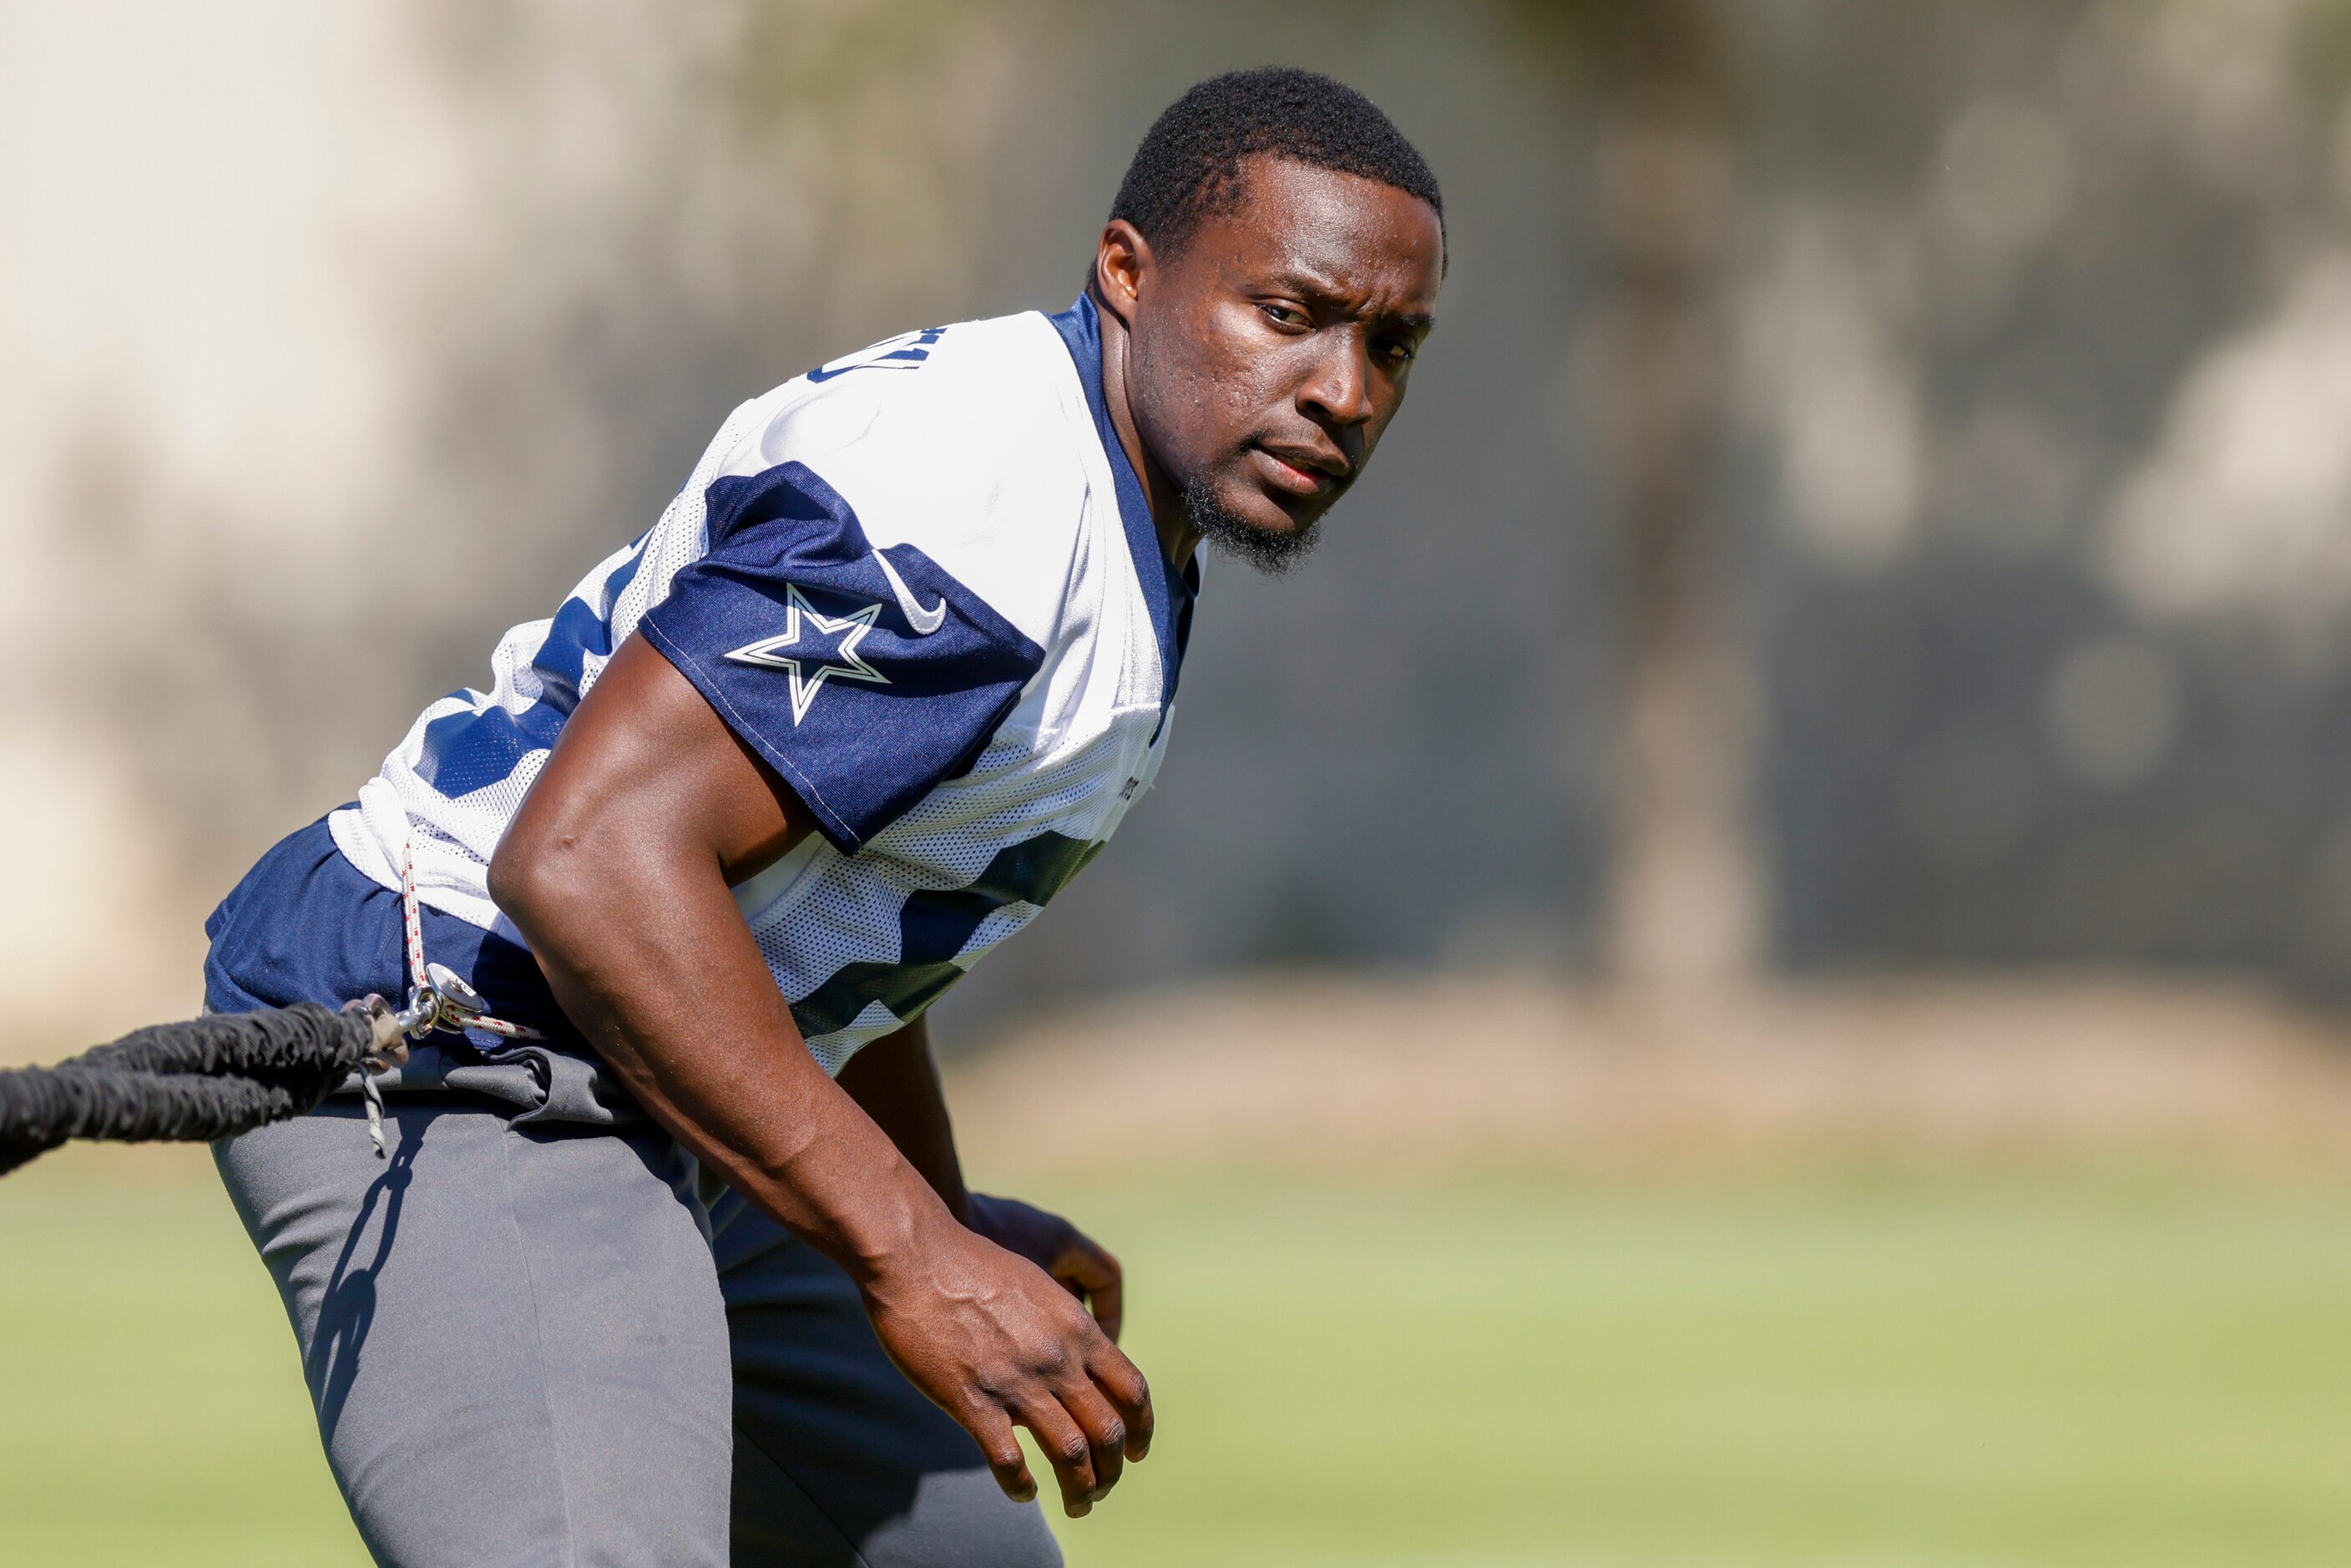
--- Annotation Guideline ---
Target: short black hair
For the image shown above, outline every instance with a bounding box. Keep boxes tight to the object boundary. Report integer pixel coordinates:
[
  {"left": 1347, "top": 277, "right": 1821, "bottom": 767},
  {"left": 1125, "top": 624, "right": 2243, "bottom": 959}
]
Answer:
[{"left": 1109, "top": 68, "right": 1443, "bottom": 261}]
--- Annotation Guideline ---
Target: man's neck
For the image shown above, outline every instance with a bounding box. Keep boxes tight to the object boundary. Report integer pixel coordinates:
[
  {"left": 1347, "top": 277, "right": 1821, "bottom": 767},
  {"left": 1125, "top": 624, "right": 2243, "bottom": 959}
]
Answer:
[{"left": 1091, "top": 291, "right": 1200, "bottom": 574}]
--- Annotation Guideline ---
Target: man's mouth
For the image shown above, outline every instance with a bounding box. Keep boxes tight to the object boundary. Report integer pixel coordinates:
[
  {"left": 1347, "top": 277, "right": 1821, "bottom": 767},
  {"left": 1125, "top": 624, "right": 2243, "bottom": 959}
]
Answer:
[{"left": 1250, "top": 443, "right": 1348, "bottom": 498}]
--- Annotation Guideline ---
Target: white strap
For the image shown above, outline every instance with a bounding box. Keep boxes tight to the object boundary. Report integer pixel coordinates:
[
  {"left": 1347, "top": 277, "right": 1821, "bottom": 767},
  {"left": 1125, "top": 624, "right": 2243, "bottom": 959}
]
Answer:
[{"left": 355, "top": 841, "right": 546, "bottom": 1159}]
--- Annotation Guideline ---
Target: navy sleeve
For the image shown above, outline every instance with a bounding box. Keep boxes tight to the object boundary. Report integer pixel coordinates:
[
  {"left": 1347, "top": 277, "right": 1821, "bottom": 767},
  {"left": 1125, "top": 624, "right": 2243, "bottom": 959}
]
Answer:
[{"left": 636, "top": 461, "right": 1045, "bottom": 852}]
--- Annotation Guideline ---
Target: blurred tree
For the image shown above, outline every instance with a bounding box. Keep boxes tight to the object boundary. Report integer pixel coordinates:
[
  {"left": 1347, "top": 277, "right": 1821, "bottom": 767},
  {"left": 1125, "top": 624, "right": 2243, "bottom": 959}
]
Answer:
[{"left": 1514, "top": 0, "right": 1765, "bottom": 990}]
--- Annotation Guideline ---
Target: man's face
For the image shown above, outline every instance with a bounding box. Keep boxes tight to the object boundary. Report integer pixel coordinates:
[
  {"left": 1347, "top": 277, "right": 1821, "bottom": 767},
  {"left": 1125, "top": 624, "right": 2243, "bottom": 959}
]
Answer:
[{"left": 1124, "top": 156, "right": 1443, "bottom": 569}]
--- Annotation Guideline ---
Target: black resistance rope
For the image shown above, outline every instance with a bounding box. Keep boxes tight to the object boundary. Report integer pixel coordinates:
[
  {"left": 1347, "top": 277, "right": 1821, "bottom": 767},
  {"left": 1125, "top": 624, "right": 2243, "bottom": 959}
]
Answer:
[{"left": 0, "top": 1004, "right": 382, "bottom": 1176}]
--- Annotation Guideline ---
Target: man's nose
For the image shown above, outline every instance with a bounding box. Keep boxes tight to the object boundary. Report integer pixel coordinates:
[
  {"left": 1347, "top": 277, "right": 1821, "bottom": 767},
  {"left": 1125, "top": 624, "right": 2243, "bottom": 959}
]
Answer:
[{"left": 1299, "top": 339, "right": 1376, "bottom": 429}]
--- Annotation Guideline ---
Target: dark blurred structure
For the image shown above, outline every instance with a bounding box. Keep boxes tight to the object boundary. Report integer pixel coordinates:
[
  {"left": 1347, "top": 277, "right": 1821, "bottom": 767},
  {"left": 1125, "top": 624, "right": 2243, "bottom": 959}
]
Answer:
[{"left": 1739, "top": 1, "right": 2351, "bottom": 998}]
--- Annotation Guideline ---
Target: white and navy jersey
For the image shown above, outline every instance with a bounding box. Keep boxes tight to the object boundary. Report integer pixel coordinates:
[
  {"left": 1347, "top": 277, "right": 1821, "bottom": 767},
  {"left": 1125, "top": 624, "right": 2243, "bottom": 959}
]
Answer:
[{"left": 324, "top": 296, "right": 1196, "bottom": 1073}]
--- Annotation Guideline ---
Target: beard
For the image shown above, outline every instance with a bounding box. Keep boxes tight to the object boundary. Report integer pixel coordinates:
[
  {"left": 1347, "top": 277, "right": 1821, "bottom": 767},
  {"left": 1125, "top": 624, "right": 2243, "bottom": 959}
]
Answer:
[{"left": 1184, "top": 474, "right": 1324, "bottom": 575}]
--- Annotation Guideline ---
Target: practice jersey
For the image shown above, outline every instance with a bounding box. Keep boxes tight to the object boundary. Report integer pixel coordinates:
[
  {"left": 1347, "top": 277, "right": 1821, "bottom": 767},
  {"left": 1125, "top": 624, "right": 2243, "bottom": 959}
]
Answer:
[{"left": 326, "top": 295, "right": 1196, "bottom": 1074}]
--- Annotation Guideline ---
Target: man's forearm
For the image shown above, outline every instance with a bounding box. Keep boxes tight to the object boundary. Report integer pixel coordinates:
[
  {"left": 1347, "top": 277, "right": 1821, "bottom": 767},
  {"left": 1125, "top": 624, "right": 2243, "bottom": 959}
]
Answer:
[
  {"left": 836, "top": 1019, "right": 970, "bottom": 1222},
  {"left": 494, "top": 836, "right": 957, "bottom": 1285}
]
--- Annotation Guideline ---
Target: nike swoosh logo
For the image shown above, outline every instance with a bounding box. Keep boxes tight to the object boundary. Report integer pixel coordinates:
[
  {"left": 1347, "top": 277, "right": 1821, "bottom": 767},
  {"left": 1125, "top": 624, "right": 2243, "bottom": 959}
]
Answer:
[{"left": 872, "top": 549, "right": 948, "bottom": 635}]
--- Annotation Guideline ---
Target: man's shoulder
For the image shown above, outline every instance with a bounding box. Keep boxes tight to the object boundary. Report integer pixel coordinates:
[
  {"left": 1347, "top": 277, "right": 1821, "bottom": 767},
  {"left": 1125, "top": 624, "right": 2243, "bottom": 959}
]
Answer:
[
  {"left": 710, "top": 309, "right": 1100, "bottom": 646},
  {"left": 731, "top": 310, "right": 1082, "bottom": 473}
]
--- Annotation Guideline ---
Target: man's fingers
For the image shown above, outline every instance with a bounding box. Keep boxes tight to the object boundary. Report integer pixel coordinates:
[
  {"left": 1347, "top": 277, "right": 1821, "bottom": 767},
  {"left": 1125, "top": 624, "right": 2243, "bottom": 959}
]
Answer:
[
  {"left": 1013, "top": 1393, "right": 1100, "bottom": 1517},
  {"left": 963, "top": 1405, "right": 1038, "bottom": 1505},
  {"left": 1086, "top": 1340, "right": 1154, "bottom": 1460},
  {"left": 1055, "top": 1378, "right": 1129, "bottom": 1501},
  {"left": 1054, "top": 1239, "right": 1125, "bottom": 1342}
]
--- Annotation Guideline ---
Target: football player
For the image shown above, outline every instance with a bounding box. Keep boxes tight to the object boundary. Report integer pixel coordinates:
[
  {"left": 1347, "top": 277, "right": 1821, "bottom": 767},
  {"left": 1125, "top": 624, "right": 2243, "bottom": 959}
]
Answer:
[{"left": 206, "top": 66, "right": 1443, "bottom": 1565}]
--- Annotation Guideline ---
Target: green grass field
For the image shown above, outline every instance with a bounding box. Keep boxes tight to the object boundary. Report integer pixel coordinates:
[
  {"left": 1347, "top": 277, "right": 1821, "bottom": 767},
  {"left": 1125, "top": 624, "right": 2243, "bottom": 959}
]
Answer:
[{"left": 8, "top": 1149, "right": 2351, "bottom": 1565}]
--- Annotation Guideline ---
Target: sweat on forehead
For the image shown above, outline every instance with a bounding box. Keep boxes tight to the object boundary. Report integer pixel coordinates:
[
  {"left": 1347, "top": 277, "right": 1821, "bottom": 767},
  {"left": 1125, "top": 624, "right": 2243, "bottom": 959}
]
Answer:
[{"left": 1109, "top": 67, "right": 1445, "bottom": 261}]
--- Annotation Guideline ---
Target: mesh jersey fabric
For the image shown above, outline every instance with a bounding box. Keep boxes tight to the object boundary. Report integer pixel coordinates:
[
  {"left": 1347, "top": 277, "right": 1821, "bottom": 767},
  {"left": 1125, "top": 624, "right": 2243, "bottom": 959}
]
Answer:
[{"left": 315, "top": 296, "right": 1195, "bottom": 1074}]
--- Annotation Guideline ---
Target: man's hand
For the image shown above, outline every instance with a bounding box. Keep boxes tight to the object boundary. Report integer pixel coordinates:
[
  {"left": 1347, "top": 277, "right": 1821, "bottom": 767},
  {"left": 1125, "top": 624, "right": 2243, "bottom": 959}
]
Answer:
[
  {"left": 865, "top": 1219, "right": 1152, "bottom": 1517},
  {"left": 965, "top": 1193, "right": 1127, "bottom": 1343},
  {"left": 832, "top": 1027, "right": 1145, "bottom": 1510}
]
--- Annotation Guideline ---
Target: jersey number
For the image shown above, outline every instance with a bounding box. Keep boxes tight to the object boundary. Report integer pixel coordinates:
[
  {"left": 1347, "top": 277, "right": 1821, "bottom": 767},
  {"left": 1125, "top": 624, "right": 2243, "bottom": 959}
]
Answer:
[{"left": 804, "top": 326, "right": 948, "bottom": 383}]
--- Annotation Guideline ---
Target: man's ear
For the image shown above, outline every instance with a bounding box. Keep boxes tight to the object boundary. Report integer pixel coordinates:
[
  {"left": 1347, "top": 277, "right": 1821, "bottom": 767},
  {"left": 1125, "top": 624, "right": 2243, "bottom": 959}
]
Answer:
[{"left": 1093, "top": 220, "right": 1151, "bottom": 326}]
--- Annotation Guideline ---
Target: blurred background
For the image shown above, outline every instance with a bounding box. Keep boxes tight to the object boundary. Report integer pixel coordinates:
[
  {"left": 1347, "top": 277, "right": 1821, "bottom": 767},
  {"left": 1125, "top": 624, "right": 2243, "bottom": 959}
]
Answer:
[{"left": 13, "top": 1, "right": 2351, "bottom": 1564}]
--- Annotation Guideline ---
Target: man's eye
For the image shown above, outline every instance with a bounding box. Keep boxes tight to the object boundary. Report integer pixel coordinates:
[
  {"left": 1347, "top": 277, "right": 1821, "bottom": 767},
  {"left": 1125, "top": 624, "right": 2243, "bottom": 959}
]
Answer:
[
  {"left": 1261, "top": 303, "right": 1309, "bottom": 328},
  {"left": 1380, "top": 340, "right": 1418, "bottom": 365}
]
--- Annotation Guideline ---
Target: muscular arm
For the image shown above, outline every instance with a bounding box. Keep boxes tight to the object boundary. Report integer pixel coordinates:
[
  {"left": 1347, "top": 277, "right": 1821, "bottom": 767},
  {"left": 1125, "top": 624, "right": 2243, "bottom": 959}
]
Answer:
[{"left": 489, "top": 634, "right": 1148, "bottom": 1515}]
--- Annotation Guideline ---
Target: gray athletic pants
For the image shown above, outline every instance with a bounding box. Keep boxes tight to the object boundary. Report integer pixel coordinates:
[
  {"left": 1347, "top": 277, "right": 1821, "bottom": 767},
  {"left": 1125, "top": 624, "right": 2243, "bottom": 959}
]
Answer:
[{"left": 211, "top": 1042, "right": 1061, "bottom": 1567}]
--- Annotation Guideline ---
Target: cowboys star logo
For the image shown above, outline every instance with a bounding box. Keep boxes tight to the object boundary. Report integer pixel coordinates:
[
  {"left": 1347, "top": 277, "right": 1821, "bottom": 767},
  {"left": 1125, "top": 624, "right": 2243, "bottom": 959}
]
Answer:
[{"left": 723, "top": 584, "right": 890, "bottom": 724}]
